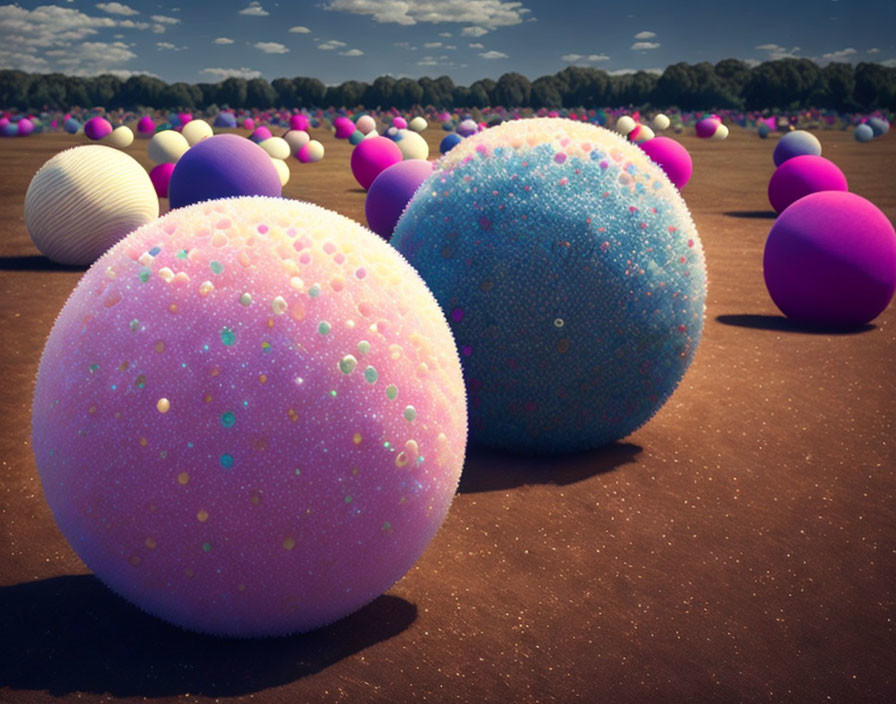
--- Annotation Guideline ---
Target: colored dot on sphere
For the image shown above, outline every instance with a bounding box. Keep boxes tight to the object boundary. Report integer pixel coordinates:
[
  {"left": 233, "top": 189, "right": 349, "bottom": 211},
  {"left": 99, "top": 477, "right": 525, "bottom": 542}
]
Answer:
[
  {"left": 391, "top": 118, "right": 707, "bottom": 454},
  {"left": 763, "top": 190, "right": 896, "bottom": 328},
  {"left": 31, "top": 196, "right": 467, "bottom": 637},
  {"left": 767, "top": 154, "right": 848, "bottom": 214}
]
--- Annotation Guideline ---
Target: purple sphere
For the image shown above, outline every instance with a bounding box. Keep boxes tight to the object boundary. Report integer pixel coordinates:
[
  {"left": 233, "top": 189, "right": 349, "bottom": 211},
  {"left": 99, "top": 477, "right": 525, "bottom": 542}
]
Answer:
[
  {"left": 639, "top": 136, "right": 693, "bottom": 190},
  {"left": 137, "top": 115, "right": 155, "bottom": 135},
  {"left": 168, "top": 134, "right": 282, "bottom": 209},
  {"left": 772, "top": 130, "right": 822, "bottom": 167},
  {"left": 767, "top": 155, "right": 848, "bottom": 214},
  {"left": 350, "top": 136, "right": 403, "bottom": 191},
  {"left": 764, "top": 191, "right": 896, "bottom": 327},
  {"left": 84, "top": 116, "right": 113, "bottom": 141},
  {"left": 248, "top": 126, "right": 272, "bottom": 143},
  {"left": 695, "top": 117, "right": 720, "bottom": 139},
  {"left": 365, "top": 159, "right": 435, "bottom": 239}
]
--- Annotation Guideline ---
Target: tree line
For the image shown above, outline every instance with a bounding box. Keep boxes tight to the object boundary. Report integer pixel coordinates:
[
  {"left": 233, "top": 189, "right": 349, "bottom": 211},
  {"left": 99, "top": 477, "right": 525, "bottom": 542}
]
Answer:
[{"left": 2, "top": 59, "right": 895, "bottom": 114}]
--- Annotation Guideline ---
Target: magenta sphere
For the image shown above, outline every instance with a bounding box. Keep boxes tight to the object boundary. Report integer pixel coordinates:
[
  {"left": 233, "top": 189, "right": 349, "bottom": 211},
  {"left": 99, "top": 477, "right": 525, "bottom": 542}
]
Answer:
[
  {"left": 350, "top": 136, "right": 403, "bottom": 191},
  {"left": 695, "top": 117, "right": 720, "bottom": 139},
  {"left": 242, "top": 118, "right": 255, "bottom": 131},
  {"left": 333, "top": 116, "right": 355, "bottom": 139},
  {"left": 767, "top": 155, "right": 848, "bottom": 214},
  {"left": 31, "top": 196, "right": 467, "bottom": 636},
  {"left": 168, "top": 134, "right": 281, "bottom": 209},
  {"left": 85, "top": 116, "right": 113, "bottom": 141},
  {"left": 392, "top": 117, "right": 407, "bottom": 130},
  {"left": 149, "top": 162, "right": 175, "bottom": 198},
  {"left": 764, "top": 191, "right": 896, "bottom": 327},
  {"left": 137, "top": 116, "right": 155, "bottom": 135},
  {"left": 249, "top": 127, "right": 272, "bottom": 143},
  {"left": 639, "top": 136, "right": 693, "bottom": 190},
  {"left": 289, "top": 114, "right": 309, "bottom": 132},
  {"left": 178, "top": 113, "right": 193, "bottom": 126},
  {"left": 365, "top": 159, "right": 435, "bottom": 239},
  {"left": 17, "top": 118, "right": 34, "bottom": 136}
]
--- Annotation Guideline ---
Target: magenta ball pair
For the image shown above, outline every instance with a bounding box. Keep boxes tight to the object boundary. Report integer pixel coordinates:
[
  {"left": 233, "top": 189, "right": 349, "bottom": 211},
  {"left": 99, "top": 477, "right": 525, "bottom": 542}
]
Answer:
[
  {"left": 764, "top": 191, "right": 896, "bottom": 327},
  {"left": 639, "top": 137, "right": 692, "bottom": 189},
  {"left": 767, "top": 155, "right": 847, "bottom": 214},
  {"left": 333, "top": 116, "right": 355, "bottom": 139},
  {"left": 351, "top": 137, "right": 403, "bottom": 190}
]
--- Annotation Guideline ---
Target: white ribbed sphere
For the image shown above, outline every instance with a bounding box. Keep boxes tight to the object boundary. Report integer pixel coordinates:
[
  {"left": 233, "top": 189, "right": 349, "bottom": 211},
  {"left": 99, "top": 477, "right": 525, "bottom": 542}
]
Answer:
[
  {"left": 148, "top": 130, "right": 190, "bottom": 164},
  {"left": 409, "top": 116, "right": 428, "bottom": 132},
  {"left": 710, "top": 124, "right": 729, "bottom": 141},
  {"left": 181, "top": 119, "right": 213, "bottom": 146},
  {"left": 615, "top": 115, "right": 636, "bottom": 136},
  {"left": 356, "top": 115, "right": 376, "bottom": 134},
  {"left": 271, "top": 157, "right": 290, "bottom": 186},
  {"left": 259, "top": 136, "right": 291, "bottom": 160},
  {"left": 25, "top": 145, "right": 159, "bottom": 266},
  {"left": 652, "top": 113, "right": 670, "bottom": 131},
  {"left": 396, "top": 129, "right": 429, "bottom": 160},
  {"left": 102, "top": 125, "right": 134, "bottom": 149},
  {"left": 283, "top": 129, "right": 310, "bottom": 154}
]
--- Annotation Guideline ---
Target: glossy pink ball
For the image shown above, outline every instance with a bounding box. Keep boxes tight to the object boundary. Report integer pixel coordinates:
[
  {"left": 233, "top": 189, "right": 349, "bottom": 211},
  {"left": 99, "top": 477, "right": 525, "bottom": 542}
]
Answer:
[
  {"left": 639, "top": 136, "right": 693, "bottom": 190},
  {"left": 85, "top": 116, "right": 113, "bottom": 141},
  {"left": 333, "top": 116, "right": 355, "bottom": 139},
  {"left": 351, "top": 137, "right": 403, "bottom": 191}
]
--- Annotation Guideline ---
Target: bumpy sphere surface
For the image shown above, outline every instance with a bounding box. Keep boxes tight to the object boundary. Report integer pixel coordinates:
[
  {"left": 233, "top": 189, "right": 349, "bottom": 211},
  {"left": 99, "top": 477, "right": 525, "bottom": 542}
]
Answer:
[
  {"left": 773, "top": 130, "right": 821, "bottom": 166},
  {"left": 854, "top": 124, "right": 874, "bottom": 142},
  {"left": 168, "top": 134, "right": 282, "bottom": 209},
  {"left": 767, "top": 155, "right": 848, "bottom": 214},
  {"left": 25, "top": 145, "right": 159, "bottom": 266},
  {"left": 395, "top": 129, "right": 429, "bottom": 160},
  {"left": 365, "top": 159, "right": 434, "bottom": 239},
  {"left": 391, "top": 118, "right": 706, "bottom": 453},
  {"left": 351, "top": 137, "right": 403, "bottom": 190},
  {"left": 639, "top": 136, "right": 693, "bottom": 189},
  {"left": 764, "top": 191, "right": 896, "bottom": 327},
  {"left": 182, "top": 119, "right": 213, "bottom": 146},
  {"left": 32, "top": 196, "right": 468, "bottom": 637},
  {"left": 148, "top": 130, "right": 190, "bottom": 165},
  {"left": 440, "top": 133, "right": 463, "bottom": 154}
]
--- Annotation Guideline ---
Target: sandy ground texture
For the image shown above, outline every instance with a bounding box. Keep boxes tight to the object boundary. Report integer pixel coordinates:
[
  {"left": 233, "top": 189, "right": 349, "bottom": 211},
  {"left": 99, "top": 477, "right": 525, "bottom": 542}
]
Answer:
[{"left": 1, "top": 125, "right": 894, "bottom": 703}]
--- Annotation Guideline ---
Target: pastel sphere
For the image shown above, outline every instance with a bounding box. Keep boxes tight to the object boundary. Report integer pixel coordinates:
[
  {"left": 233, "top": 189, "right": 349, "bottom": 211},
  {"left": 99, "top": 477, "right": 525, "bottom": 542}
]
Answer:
[
  {"left": 296, "top": 140, "right": 325, "bottom": 163},
  {"left": 333, "top": 117, "right": 356, "bottom": 139},
  {"left": 103, "top": 125, "right": 134, "bottom": 149},
  {"left": 867, "top": 117, "right": 889, "bottom": 137},
  {"left": 627, "top": 124, "right": 655, "bottom": 144},
  {"left": 137, "top": 116, "right": 155, "bottom": 135},
  {"left": 409, "top": 116, "right": 428, "bottom": 133},
  {"left": 767, "top": 155, "right": 848, "bottom": 214},
  {"left": 168, "top": 134, "right": 282, "bottom": 209},
  {"left": 249, "top": 127, "right": 272, "bottom": 144},
  {"left": 214, "top": 113, "right": 238, "bottom": 129},
  {"left": 258, "top": 136, "right": 291, "bottom": 160},
  {"left": 758, "top": 123, "right": 770, "bottom": 139},
  {"left": 355, "top": 115, "right": 376, "bottom": 134},
  {"left": 854, "top": 124, "right": 874, "bottom": 143},
  {"left": 351, "top": 136, "right": 403, "bottom": 190},
  {"left": 348, "top": 130, "right": 365, "bottom": 145},
  {"left": 31, "top": 196, "right": 468, "bottom": 637},
  {"left": 182, "top": 119, "right": 214, "bottom": 146},
  {"left": 150, "top": 162, "right": 175, "bottom": 198},
  {"left": 25, "top": 145, "right": 159, "bottom": 265},
  {"left": 1, "top": 121, "right": 17, "bottom": 137},
  {"left": 242, "top": 118, "right": 255, "bottom": 131},
  {"left": 283, "top": 129, "right": 310, "bottom": 155},
  {"left": 615, "top": 116, "right": 636, "bottom": 136},
  {"left": 392, "top": 116, "right": 408, "bottom": 130},
  {"left": 764, "top": 191, "right": 896, "bottom": 327},
  {"left": 365, "top": 159, "right": 435, "bottom": 239},
  {"left": 440, "top": 133, "right": 463, "bottom": 154},
  {"left": 395, "top": 129, "right": 429, "bottom": 161},
  {"left": 64, "top": 118, "right": 81, "bottom": 134},
  {"left": 773, "top": 129, "right": 821, "bottom": 166},
  {"left": 695, "top": 117, "right": 720, "bottom": 139},
  {"left": 148, "top": 130, "right": 190, "bottom": 165},
  {"left": 652, "top": 113, "right": 670, "bottom": 131},
  {"left": 391, "top": 118, "right": 706, "bottom": 453},
  {"left": 289, "top": 114, "right": 309, "bottom": 132},
  {"left": 456, "top": 119, "right": 478, "bottom": 137},
  {"left": 709, "top": 124, "right": 729, "bottom": 141},
  {"left": 271, "top": 157, "right": 290, "bottom": 187},
  {"left": 84, "top": 116, "right": 113, "bottom": 141},
  {"left": 17, "top": 118, "right": 35, "bottom": 136},
  {"left": 639, "top": 136, "right": 693, "bottom": 189}
]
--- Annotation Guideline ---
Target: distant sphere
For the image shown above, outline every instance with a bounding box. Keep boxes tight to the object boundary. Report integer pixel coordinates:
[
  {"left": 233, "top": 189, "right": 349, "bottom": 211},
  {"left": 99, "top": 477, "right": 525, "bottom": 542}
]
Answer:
[
  {"left": 64, "top": 118, "right": 81, "bottom": 134},
  {"left": 84, "top": 116, "right": 113, "bottom": 141},
  {"left": 440, "top": 133, "right": 463, "bottom": 154},
  {"left": 333, "top": 116, "right": 355, "bottom": 139},
  {"left": 348, "top": 130, "right": 365, "bottom": 145},
  {"left": 395, "top": 129, "right": 429, "bottom": 160},
  {"left": 350, "top": 136, "right": 403, "bottom": 190},
  {"left": 627, "top": 124, "right": 654, "bottom": 144},
  {"left": 709, "top": 124, "right": 728, "bottom": 141},
  {"left": 615, "top": 116, "right": 636, "bottom": 136},
  {"left": 249, "top": 127, "right": 272, "bottom": 144},
  {"left": 17, "top": 118, "right": 35, "bottom": 137},
  {"left": 456, "top": 119, "right": 478, "bottom": 137},
  {"left": 242, "top": 118, "right": 255, "bottom": 131},
  {"left": 283, "top": 129, "right": 310, "bottom": 154},
  {"left": 639, "top": 136, "right": 693, "bottom": 190},
  {"left": 365, "top": 159, "right": 434, "bottom": 239},
  {"left": 258, "top": 136, "right": 291, "bottom": 160},
  {"left": 148, "top": 129, "right": 190, "bottom": 165},
  {"left": 355, "top": 115, "right": 376, "bottom": 134},
  {"left": 652, "top": 114, "right": 670, "bottom": 131},
  {"left": 392, "top": 116, "right": 408, "bottom": 130},
  {"left": 409, "top": 116, "right": 428, "bottom": 132},
  {"left": 758, "top": 123, "right": 770, "bottom": 139},
  {"left": 289, "top": 114, "right": 309, "bottom": 131},
  {"left": 695, "top": 117, "right": 720, "bottom": 139},
  {"left": 149, "top": 162, "right": 175, "bottom": 198},
  {"left": 102, "top": 125, "right": 134, "bottom": 149},
  {"left": 854, "top": 124, "right": 874, "bottom": 142},
  {"left": 181, "top": 119, "right": 213, "bottom": 146},
  {"left": 773, "top": 130, "right": 821, "bottom": 166},
  {"left": 767, "top": 155, "right": 848, "bottom": 214},
  {"left": 296, "top": 140, "right": 325, "bottom": 163},
  {"left": 867, "top": 117, "right": 889, "bottom": 137},
  {"left": 137, "top": 115, "right": 155, "bottom": 135}
]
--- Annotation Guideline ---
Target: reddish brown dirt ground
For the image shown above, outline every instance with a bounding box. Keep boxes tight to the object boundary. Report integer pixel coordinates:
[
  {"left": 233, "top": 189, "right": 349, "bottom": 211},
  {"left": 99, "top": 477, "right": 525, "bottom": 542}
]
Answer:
[{"left": 1, "top": 126, "right": 894, "bottom": 703}]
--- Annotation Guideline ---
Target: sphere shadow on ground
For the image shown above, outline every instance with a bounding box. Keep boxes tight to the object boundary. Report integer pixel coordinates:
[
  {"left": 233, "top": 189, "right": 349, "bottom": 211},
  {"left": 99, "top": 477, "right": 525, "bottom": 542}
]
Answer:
[
  {"left": 716, "top": 313, "right": 876, "bottom": 334},
  {"left": 458, "top": 441, "right": 641, "bottom": 494},
  {"left": 0, "top": 255, "right": 86, "bottom": 272},
  {"left": 0, "top": 574, "right": 416, "bottom": 698},
  {"left": 723, "top": 210, "right": 778, "bottom": 219}
]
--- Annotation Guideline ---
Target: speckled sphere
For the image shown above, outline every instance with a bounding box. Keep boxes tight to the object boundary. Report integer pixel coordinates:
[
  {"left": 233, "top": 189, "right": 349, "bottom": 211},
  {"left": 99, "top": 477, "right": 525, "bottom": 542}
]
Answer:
[
  {"left": 391, "top": 118, "right": 706, "bottom": 453},
  {"left": 31, "top": 196, "right": 467, "bottom": 637},
  {"left": 25, "top": 145, "right": 159, "bottom": 266}
]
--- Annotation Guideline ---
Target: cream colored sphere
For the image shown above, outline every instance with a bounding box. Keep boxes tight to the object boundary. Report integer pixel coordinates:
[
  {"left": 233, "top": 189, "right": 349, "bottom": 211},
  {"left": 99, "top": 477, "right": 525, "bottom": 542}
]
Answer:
[
  {"left": 181, "top": 119, "right": 213, "bottom": 146},
  {"left": 102, "top": 125, "right": 134, "bottom": 149},
  {"left": 271, "top": 157, "right": 290, "bottom": 186},
  {"left": 396, "top": 129, "right": 429, "bottom": 160},
  {"left": 283, "top": 129, "right": 310, "bottom": 154},
  {"left": 355, "top": 115, "right": 376, "bottom": 134},
  {"left": 652, "top": 113, "right": 671, "bottom": 131},
  {"left": 25, "top": 145, "right": 159, "bottom": 266},
  {"left": 148, "top": 130, "right": 190, "bottom": 164},
  {"left": 615, "top": 115, "right": 636, "bottom": 136},
  {"left": 408, "top": 116, "right": 428, "bottom": 132},
  {"left": 259, "top": 136, "right": 291, "bottom": 160},
  {"left": 710, "top": 124, "right": 729, "bottom": 141}
]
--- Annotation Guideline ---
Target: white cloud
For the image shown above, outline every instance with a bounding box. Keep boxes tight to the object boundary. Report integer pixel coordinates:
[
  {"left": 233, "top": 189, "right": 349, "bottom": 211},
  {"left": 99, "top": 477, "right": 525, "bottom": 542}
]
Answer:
[
  {"left": 340, "top": 48, "right": 363, "bottom": 56},
  {"left": 562, "top": 53, "right": 609, "bottom": 63},
  {"left": 424, "top": 41, "right": 442, "bottom": 48},
  {"left": 289, "top": 25, "right": 311, "bottom": 33},
  {"left": 318, "top": 39, "right": 347, "bottom": 50},
  {"left": 607, "top": 67, "right": 662, "bottom": 76},
  {"left": 239, "top": 1, "right": 269, "bottom": 16},
  {"left": 418, "top": 56, "right": 439, "bottom": 66},
  {"left": 445, "top": 44, "right": 456, "bottom": 50},
  {"left": 479, "top": 50, "right": 507, "bottom": 59},
  {"left": 633, "top": 30, "right": 655, "bottom": 40},
  {"left": 213, "top": 37, "right": 234, "bottom": 44},
  {"left": 156, "top": 41, "right": 186, "bottom": 51},
  {"left": 468, "top": 42, "right": 484, "bottom": 48},
  {"left": 562, "top": 53, "right": 583, "bottom": 61},
  {"left": 150, "top": 14, "right": 180, "bottom": 24},
  {"left": 881, "top": 58, "right": 896, "bottom": 67},
  {"left": 394, "top": 41, "right": 416, "bottom": 50},
  {"left": 820, "top": 47, "right": 857, "bottom": 62},
  {"left": 756, "top": 43, "right": 800, "bottom": 60},
  {"left": 96, "top": 2, "right": 138, "bottom": 15},
  {"left": 0, "top": 4, "right": 116, "bottom": 49},
  {"left": 118, "top": 19, "right": 149, "bottom": 29},
  {"left": 631, "top": 41, "right": 660, "bottom": 50},
  {"left": 200, "top": 66, "right": 263, "bottom": 79},
  {"left": 867, "top": 48, "right": 880, "bottom": 54},
  {"left": 324, "top": 0, "right": 530, "bottom": 28},
  {"left": 439, "top": 31, "right": 452, "bottom": 37},
  {"left": 461, "top": 26, "right": 489, "bottom": 37},
  {"left": 102, "top": 68, "right": 161, "bottom": 79},
  {"left": 254, "top": 41, "right": 289, "bottom": 54}
]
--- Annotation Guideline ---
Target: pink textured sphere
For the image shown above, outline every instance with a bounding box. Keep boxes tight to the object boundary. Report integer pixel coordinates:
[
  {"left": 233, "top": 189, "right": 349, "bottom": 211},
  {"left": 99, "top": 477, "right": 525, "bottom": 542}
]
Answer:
[
  {"left": 764, "top": 191, "right": 896, "bottom": 327},
  {"left": 351, "top": 137, "right": 403, "bottom": 190},
  {"left": 32, "top": 196, "right": 468, "bottom": 637},
  {"left": 149, "top": 162, "right": 175, "bottom": 198},
  {"left": 85, "top": 116, "right": 113, "bottom": 141},
  {"left": 639, "top": 136, "right": 693, "bottom": 190},
  {"left": 767, "top": 155, "right": 848, "bottom": 214}
]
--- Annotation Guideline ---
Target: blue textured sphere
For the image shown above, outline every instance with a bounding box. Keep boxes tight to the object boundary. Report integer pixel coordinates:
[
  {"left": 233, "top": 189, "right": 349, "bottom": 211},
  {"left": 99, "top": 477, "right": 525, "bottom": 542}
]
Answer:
[{"left": 391, "top": 118, "right": 706, "bottom": 453}]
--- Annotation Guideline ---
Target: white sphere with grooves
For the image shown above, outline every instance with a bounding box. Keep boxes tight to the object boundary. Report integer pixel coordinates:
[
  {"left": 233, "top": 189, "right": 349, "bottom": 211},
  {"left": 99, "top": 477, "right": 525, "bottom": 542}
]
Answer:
[
  {"left": 25, "top": 145, "right": 159, "bottom": 266},
  {"left": 181, "top": 119, "right": 213, "bottom": 146},
  {"left": 283, "top": 129, "right": 310, "bottom": 154},
  {"left": 652, "top": 113, "right": 670, "bottom": 131},
  {"left": 148, "top": 130, "right": 190, "bottom": 164},
  {"left": 396, "top": 129, "right": 429, "bottom": 160},
  {"left": 102, "top": 125, "right": 134, "bottom": 149},
  {"left": 408, "top": 116, "right": 428, "bottom": 132},
  {"left": 271, "top": 157, "right": 290, "bottom": 186},
  {"left": 615, "top": 115, "right": 636, "bottom": 136},
  {"left": 259, "top": 136, "right": 291, "bottom": 160}
]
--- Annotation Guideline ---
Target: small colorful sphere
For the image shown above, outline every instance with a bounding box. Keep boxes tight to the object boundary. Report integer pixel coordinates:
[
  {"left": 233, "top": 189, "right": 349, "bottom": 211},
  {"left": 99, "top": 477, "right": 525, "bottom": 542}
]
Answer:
[
  {"left": 31, "top": 196, "right": 467, "bottom": 637},
  {"left": 365, "top": 159, "right": 435, "bottom": 240},
  {"left": 64, "top": 118, "right": 81, "bottom": 134},
  {"left": 258, "top": 136, "right": 291, "bottom": 160},
  {"left": 178, "top": 113, "right": 193, "bottom": 126},
  {"left": 440, "top": 133, "right": 463, "bottom": 154},
  {"left": 283, "top": 129, "right": 310, "bottom": 154},
  {"left": 271, "top": 157, "right": 290, "bottom": 187},
  {"left": 639, "top": 136, "right": 693, "bottom": 190},
  {"left": 182, "top": 119, "right": 214, "bottom": 146},
  {"left": 695, "top": 117, "right": 720, "bottom": 139},
  {"left": 409, "top": 116, "right": 428, "bottom": 133},
  {"left": 249, "top": 127, "right": 272, "bottom": 144},
  {"left": 333, "top": 116, "right": 356, "bottom": 139},
  {"left": 168, "top": 134, "right": 282, "bottom": 209},
  {"left": 348, "top": 130, "right": 365, "bottom": 145},
  {"left": 214, "top": 112, "right": 238, "bottom": 129},
  {"left": 614, "top": 116, "right": 636, "bottom": 136},
  {"left": 84, "top": 116, "right": 113, "bottom": 141},
  {"left": 854, "top": 124, "right": 874, "bottom": 143},
  {"left": 1, "top": 121, "right": 17, "bottom": 137},
  {"left": 103, "top": 125, "right": 134, "bottom": 149},
  {"left": 17, "top": 118, "right": 35, "bottom": 136},
  {"left": 456, "top": 119, "right": 478, "bottom": 137},
  {"left": 773, "top": 130, "right": 821, "bottom": 166},
  {"left": 296, "top": 140, "right": 325, "bottom": 163},
  {"left": 392, "top": 116, "right": 408, "bottom": 130},
  {"left": 289, "top": 114, "right": 309, "bottom": 132},
  {"left": 137, "top": 116, "right": 155, "bottom": 135},
  {"left": 758, "top": 123, "right": 770, "bottom": 139},
  {"left": 242, "top": 118, "right": 255, "bottom": 131},
  {"left": 709, "top": 123, "right": 729, "bottom": 141},
  {"left": 148, "top": 130, "right": 190, "bottom": 165},
  {"left": 25, "top": 145, "right": 159, "bottom": 265},
  {"left": 355, "top": 115, "right": 376, "bottom": 134},
  {"left": 391, "top": 118, "right": 706, "bottom": 453},
  {"left": 150, "top": 162, "right": 175, "bottom": 198},
  {"left": 867, "top": 117, "right": 889, "bottom": 137},
  {"left": 395, "top": 129, "right": 429, "bottom": 161},
  {"left": 351, "top": 136, "right": 403, "bottom": 190},
  {"left": 652, "top": 114, "right": 670, "bottom": 131},
  {"left": 767, "top": 155, "right": 848, "bottom": 214},
  {"left": 627, "top": 124, "right": 655, "bottom": 145},
  {"left": 764, "top": 191, "right": 896, "bottom": 327}
]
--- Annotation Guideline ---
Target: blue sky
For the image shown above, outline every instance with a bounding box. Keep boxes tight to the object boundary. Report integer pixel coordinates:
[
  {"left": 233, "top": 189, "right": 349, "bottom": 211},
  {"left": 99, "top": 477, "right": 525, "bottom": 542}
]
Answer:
[{"left": 0, "top": 0, "right": 894, "bottom": 85}]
